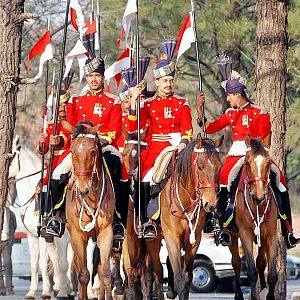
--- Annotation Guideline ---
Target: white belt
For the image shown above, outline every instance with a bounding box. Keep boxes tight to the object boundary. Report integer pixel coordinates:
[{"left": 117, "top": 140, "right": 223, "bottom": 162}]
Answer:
[
  {"left": 228, "top": 141, "right": 247, "bottom": 156},
  {"left": 151, "top": 132, "right": 181, "bottom": 147},
  {"left": 54, "top": 150, "right": 66, "bottom": 156}
]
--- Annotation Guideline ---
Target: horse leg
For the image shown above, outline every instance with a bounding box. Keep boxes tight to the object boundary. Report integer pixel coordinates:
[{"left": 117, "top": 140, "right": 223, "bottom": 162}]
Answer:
[
  {"left": 256, "top": 245, "right": 267, "bottom": 293},
  {"left": 39, "top": 240, "right": 52, "bottom": 299},
  {"left": 97, "top": 226, "right": 113, "bottom": 300},
  {"left": 112, "top": 251, "right": 125, "bottom": 297},
  {"left": 70, "top": 232, "right": 89, "bottom": 300},
  {"left": 265, "top": 233, "right": 278, "bottom": 300},
  {"left": 45, "top": 238, "right": 61, "bottom": 297},
  {"left": 229, "top": 235, "right": 244, "bottom": 300},
  {"left": 86, "top": 239, "right": 97, "bottom": 299},
  {"left": 239, "top": 230, "right": 258, "bottom": 300},
  {"left": 25, "top": 235, "right": 39, "bottom": 299},
  {"left": 146, "top": 239, "right": 164, "bottom": 300},
  {"left": 183, "top": 240, "right": 202, "bottom": 300},
  {"left": 164, "top": 232, "right": 185, "bottom": 300},
  {"left": 56, "top": 232, "right": 72, "bottom": 299},
  {"left": 166, "top": 256, "right": 177, "bottom": 299}
]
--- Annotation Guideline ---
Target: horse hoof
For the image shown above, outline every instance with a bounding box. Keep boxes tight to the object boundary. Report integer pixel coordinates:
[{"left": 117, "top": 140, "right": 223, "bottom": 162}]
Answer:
[
  {"left": 113, "top": 292, "right": 125, "bottom": 300},
  {"left": 40, "top": 295, "right": 51, "bottom": 300},
  {"left": 25, "top": 296, "right": 35, "bottom": 300},
  {"left": 53, "top": 289, "right": 59, "bottom": 297},
  {"left": 166, "top": 289, "right": 177, "bottom": 299}
]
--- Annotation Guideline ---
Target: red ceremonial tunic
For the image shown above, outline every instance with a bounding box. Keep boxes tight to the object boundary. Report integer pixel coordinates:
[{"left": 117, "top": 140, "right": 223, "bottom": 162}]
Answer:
[
  {"left": 66, "top": 89, "right": 122, "bottom": 148},
  {"left": 128, "top": 93, "right": 193, "bottom": 179},
  {"left": 201, "top": 102, "right": 286, "bottom": 187},
  {"left": 38, "top": 122, "right": 71, "bottom": 185}
]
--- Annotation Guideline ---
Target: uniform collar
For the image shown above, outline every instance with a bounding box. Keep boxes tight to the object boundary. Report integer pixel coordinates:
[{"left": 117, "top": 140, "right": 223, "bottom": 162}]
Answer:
[
  {"left": 89, "top": 88, "right": 103, "bottom": 96},
  {"left": 156, "top": 92, "right": 173, "bottom": 100},
  {"left": 237, "top": 101, "right": 250, "bottom": 111}
]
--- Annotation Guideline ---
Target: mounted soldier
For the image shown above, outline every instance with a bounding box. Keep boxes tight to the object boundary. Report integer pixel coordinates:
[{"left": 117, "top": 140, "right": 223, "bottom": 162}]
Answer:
[
  {"left": 196, "top": 55, "right": 300, "bottom": 249},
  {"left": 62, "top": 38, "right": 131, "bottom": 241},
  {"left": 127, "top": 39, "right": 194, "bottom": 239},
  {"left": 38, "top": 75, "right": 73, "bottom": 237}
]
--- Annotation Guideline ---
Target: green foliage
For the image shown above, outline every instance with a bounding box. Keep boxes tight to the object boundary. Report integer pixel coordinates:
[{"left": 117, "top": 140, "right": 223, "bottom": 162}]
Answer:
[{"left": 18, "top": 0, "right": 300, "bottom": 195}]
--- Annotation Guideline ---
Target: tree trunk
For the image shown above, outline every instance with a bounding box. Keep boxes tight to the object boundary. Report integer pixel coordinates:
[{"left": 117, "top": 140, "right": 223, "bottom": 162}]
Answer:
[
  {"left": 255, "top": 1, "right": 288, "bottom": 299},
  {"left": 0, "top": 0, "right": 25, "bottom": 231}
]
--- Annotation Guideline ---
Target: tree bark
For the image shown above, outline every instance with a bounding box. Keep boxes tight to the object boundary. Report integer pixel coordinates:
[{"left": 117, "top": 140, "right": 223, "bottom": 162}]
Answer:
[
  {"left": 255, "top": 1, "right": 288, "bottom": 299},
  {"left": 0, "top": 0, "right": 25, "bottom": 231}
]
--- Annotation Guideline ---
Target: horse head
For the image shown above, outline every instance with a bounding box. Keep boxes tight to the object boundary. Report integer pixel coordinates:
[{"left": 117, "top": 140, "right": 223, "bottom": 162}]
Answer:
[
  {"left": 193, "top": 133, "right": 223, "bottom": 213},
  {"left": 122, "top": 126, "right": 149, "bottom": 177},
  {"left": 70, "top": 121, "right": 102, "bottom": 198},
  {"left": 244, "top": 134, "right": 271, "bottom": 206}
]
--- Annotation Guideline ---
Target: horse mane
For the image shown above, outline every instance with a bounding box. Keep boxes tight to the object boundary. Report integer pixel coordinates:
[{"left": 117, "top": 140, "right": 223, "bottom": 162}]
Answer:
[
  {"left": 250, "top": 138, "right": 266, "bottom": 155},
  {"left": 71, "top": 120, "right": 94, "bottom": 139},
  {"left": 176, "top": 141, "right": 196, "bottom": 179},
  {"left": 176, "top": 138, "right": 218, "bottom": 179}
]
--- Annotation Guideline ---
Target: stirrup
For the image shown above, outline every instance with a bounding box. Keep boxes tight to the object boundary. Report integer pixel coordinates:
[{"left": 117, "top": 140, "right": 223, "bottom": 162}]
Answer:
[
  {"left": 143, "top": 221, "right": 157, "bottom": 240},
  {"left": 217, "top": 230, "right": 231, "bottom": 247},
  {"left": 113, "top": 223, "right": 125, "bottom": 241},
  {"left": 286, "top": 232, "right": 300, "bottom": 249},
  {"left": 45, "top": 217, "right": 65, "bottom": 238}
]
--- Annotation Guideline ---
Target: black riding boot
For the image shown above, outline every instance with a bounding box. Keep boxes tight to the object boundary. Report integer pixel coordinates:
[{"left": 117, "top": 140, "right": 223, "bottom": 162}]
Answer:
[
  {"left": 103, "top": 152, "right": 125, "bottom": 241},
  {"left": 279, "top": 191, "right": 300, "bottom": 249},
  {"left": 46, "top": 179, "right": 65, "bottom": 237},
  {"left": 216, "top": 187, "right": 231, "bottom": 246},
  {"left": 113, "top": 180, "right": 131, "bottom": 241},
  {"left": 136, "top": 182, "right": 157, "bottom": 240}
]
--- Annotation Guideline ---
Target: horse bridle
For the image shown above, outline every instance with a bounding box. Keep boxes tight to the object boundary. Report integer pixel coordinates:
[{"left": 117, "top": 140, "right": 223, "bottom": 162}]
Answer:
[
  {"left": 193, "top": 147, "right": 220, "bottom": 200},
  {"left": 243, "top": 159, "right": 271, "bottom": 205},
  {"left": 72, "top": 134, "right": 101, "bottom": 194}
]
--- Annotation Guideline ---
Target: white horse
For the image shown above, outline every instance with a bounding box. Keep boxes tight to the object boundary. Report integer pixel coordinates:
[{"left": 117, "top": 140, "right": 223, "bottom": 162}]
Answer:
[{"left": 8, "top": 141, "right": 66, "bottom": 299}]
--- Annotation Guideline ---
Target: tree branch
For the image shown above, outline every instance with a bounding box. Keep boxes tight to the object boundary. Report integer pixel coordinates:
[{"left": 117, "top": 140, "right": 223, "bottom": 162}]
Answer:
[{"left": 15, "top": 12, "right": 40, "bottom": 23}]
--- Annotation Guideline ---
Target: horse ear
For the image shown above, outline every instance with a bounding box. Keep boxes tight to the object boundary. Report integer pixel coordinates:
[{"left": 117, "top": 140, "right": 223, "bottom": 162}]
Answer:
[
  {"left": 61, "top": 120, "right": 74, "bottom": 133},
  {"left": 245, "top": 134, "right": 251, "bottom": 148},
  {"left": 215, "top": 135, "right": 224, "bottom": 149},
  {"left": 140, "top": 126, "right": 149, "bottom": 141},
  {"left": 89, "top": 123, "right": 102, "bottom": 135},
  {"left": 262, "top": 134, "right": 271, "bottom": 149},
  {"left": 196, "top": 133, "right": 204, "bottom": 149},
  {"left": 121, "top": 127, "right": 129, "bottom": 140}
]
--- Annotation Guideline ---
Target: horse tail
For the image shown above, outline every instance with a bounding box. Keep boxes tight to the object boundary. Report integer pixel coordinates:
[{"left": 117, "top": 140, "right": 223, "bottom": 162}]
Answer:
[{"left": 132, "top": 238, "right": 148, "bottom": 270}]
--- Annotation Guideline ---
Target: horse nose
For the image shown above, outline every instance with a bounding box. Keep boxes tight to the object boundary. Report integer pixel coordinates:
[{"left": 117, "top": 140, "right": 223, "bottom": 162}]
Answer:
[
  {"left": 204, "top": 202, "right": 214, "bottom": 213},
  {"left": 80, "top": 187, "right": 90, "bottom": 198},
  {"left": 252, "top": 194, "right": 265, "bottom": 205}
]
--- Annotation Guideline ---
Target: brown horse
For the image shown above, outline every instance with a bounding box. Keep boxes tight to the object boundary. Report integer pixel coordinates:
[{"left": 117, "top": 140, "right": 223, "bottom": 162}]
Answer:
[
  {"left": 122, "top": 128, "right": 164, "bottom": 300},
  {"left": 65, "top": 122, "right": 115, "bottom": 300},
  {"left": 229, "top": 135, "right": 278, "bottom": 300},
  {"left": 160, "top": 134, "right": 223, "bottom": 300}
]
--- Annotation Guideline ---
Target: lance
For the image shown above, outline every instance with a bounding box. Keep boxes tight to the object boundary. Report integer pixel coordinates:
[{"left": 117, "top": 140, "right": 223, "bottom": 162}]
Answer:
[
  {"left": 191, "top": 0, "right": 207, "bottom": 138},
  {"left": 37, "top": 62, "right": 49, "bottom": 237},
  {"left": 37, "top": 14, "right": 52, "bottom": 236},
  {"left": 96, "top": 0, "right": 102, "bottom": 57},
  {"left": 43, "top": 0, "right": 71, "bottom": 225},
  {"left": 135, "top": 0, "right": 143, "bottom": 238}
]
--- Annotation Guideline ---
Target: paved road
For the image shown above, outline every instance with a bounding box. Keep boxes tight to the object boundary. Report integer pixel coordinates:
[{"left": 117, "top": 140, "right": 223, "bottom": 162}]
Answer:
[{"left": 0, "top": 278, "right": 299, "bottom": 299}]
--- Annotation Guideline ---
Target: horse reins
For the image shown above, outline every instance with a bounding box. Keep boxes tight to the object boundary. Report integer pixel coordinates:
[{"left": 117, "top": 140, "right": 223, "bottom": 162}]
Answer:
[
  {"left": 242, "top": 160, "right": 271, "bottom": 247},
  {"left": 72, "top": 133, "right": 107, "bottom": 233}
]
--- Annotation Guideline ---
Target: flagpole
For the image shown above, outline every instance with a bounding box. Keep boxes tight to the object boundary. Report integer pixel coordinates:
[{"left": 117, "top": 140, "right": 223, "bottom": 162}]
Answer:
[
  {"left": 135, "top": 0, "right": 143, "bottom": 239},
  {"left": 43, "top": 0, "right": 71, "bottom": 229},
  {"left": 191, "top": 0, "right": 207, "bottom": 138},
  {"left": 97, "top": 0, "right": 101, "bottom": 57},
  {"left": 37, "top": 59, "right": 49, "bottom": 237}
]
